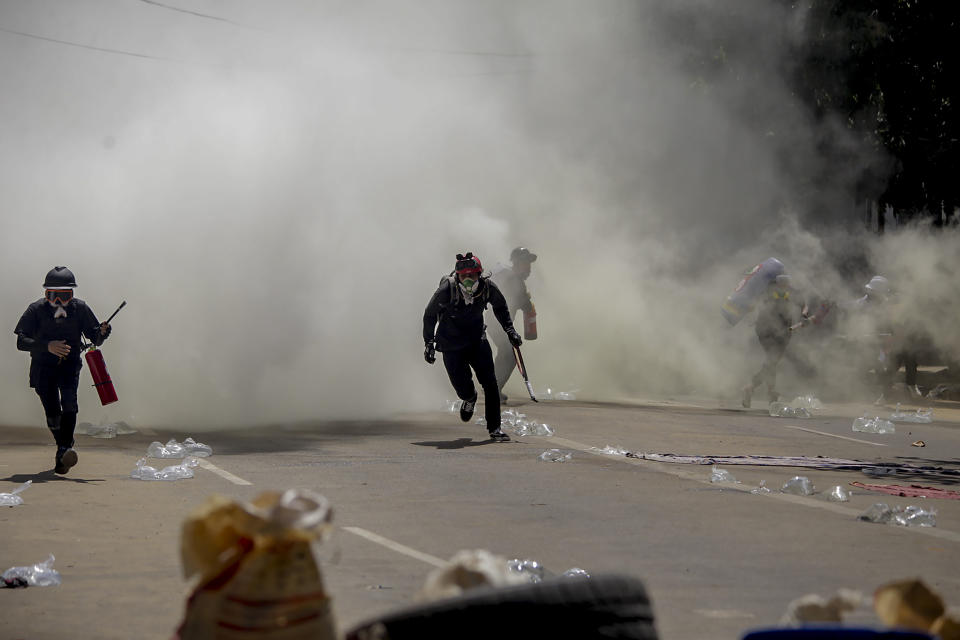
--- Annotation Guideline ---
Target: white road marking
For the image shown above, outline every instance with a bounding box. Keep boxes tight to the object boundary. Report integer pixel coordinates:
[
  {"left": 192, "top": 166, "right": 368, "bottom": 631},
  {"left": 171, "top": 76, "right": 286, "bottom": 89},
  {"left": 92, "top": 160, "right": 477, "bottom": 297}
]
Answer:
[
  {"left": 196, "top": 459, "right": 252, "bottom": 485},
  {"left": 781, "top": 425, "right": 887, "bottom": 447},
  {"left": 536, "top": 435, "right": 960, "bottom": 544},
  {"left": 343, "top": 526, "right": 448, "bottom": 568}
]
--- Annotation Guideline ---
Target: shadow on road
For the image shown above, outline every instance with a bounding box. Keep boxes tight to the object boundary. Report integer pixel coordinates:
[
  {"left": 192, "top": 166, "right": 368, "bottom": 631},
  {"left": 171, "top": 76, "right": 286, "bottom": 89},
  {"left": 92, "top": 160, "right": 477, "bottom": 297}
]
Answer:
[
  {"left": 1, "top": 469, "right": 105, "bottom": 485},
  {"left": 411, "top": 438, "right": 496, "bottom": 449}
]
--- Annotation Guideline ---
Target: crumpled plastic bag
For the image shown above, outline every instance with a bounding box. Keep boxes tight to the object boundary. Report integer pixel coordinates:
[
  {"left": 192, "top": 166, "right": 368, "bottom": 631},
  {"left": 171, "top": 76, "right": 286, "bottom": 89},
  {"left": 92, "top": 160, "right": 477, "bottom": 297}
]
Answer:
[
  {"left": 130, "top": 457, "right": 199, "bottom": 481},
  {"left": 174, "top": 489, "right": 336, "bottom": 640},
  {"left": 2, "top": 553, "right": 61, "bottom": 587},
  {"left": 0, "top": 480, "right": 32, "bottom": 507},
  {"left": 147, "top": 437, "right": 212, "bottom": 458},
  {"left": 417, "top": 549, "right": 529, "bottom": 602}
]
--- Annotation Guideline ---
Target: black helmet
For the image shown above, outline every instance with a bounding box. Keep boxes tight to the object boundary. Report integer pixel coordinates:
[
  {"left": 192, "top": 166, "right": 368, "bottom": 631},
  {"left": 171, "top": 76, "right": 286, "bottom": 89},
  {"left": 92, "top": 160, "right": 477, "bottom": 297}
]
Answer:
[
  {"left": 43, "top": 266, "right": 77, "bottom": 288},
  {"left": 510, "top": 247, "right": 537, "bottom": 264}
]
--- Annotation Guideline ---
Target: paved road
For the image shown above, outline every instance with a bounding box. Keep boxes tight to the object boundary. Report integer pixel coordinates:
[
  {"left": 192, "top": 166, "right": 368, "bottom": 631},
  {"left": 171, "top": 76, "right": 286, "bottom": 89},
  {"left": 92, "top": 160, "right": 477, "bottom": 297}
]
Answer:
[{"left": 2, "top": 396, "right": 959, "bottom": 639}]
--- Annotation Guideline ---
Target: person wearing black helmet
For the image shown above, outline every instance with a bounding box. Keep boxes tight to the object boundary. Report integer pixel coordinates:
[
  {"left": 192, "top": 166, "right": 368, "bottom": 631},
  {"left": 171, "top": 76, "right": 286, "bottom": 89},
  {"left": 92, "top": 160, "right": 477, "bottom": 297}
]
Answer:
[
  {"left": 488, "top": 247, "right": 537, "bottom": 402},
  {"left": 423, "top": 252, "right": 522, "bottom": 442},
  {"left": 14, "top": 266, "right": 112, "bottom": 474}
]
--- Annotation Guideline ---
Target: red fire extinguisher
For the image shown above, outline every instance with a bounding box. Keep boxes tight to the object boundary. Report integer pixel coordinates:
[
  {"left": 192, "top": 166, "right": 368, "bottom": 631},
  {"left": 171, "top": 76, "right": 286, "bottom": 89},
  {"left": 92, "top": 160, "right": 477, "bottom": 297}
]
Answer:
[
  {"left": 523, "top": 302, "right": 538, "bottom": 341},
  {"left": 83, "top": 300, "right": 126, "bottom": 406},
  {"left": 85, "top": 345, "right": 118, "bottom": 405}
]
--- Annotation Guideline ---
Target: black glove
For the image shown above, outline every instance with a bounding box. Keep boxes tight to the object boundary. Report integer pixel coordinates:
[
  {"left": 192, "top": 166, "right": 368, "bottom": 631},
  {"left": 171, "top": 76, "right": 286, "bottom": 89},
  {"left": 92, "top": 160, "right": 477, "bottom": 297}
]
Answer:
[
  {"left": 424, "top": 342, "right": 436, "bottom": 364},
  {"left": 506, "top": 329, "right": 522, "bottom": 348}
]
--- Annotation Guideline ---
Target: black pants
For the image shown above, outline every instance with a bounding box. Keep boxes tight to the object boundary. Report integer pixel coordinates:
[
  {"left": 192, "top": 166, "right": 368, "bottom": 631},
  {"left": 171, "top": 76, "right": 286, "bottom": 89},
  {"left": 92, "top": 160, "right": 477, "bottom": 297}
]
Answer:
[
  {"left": 442, "top": 340, "right": 501, "bottom": 430},
  {"left": 750, "top": 334, "right": 789, "bottom": 395},
  {"left": 33, "top": 361, "right": 81, "bottom": 450}
]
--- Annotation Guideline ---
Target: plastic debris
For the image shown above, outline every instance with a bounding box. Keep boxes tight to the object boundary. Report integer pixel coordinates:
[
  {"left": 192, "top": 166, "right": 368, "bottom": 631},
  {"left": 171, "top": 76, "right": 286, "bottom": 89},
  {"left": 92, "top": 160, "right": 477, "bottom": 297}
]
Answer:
[
  {"left": 418, "top": 550, "right": 529, "bottom": 601},
  {"left": 2, "top": 554, "right": 61, "bottom": 587},
  {"left": 475, "top": 417, "right": 487, "bottom": 426},
  {"left": 0, "top": 480, "right": 32, "bottom": 507},
  {"left": 80, "top": 420, "right": 137, "bottom": 438},
  {"left": 562, "top": 568, "right": 590, "bottom": 578},
  {"left": 556, "top": 391, "right": 577, "bottom": 401},
  {"left": 751, "top": 480, "right": 772, "bottom": 495},
  {"left": 710, "top": 466, "right": 738, "bottom": 483},
  {"left": 131, "top": 456, "right": 200, "bottom": 481},
  {"left": 146, "top": 437, "right": 213, "bottom": 458},
  {"left": 852, "top": 415, "right": 896, "bottom": 434},
  {"left": 507, "top": 558, "right": 545, "bottom": 583},
  {"left": 444, "top": 399, "right": 460, "bottom": 413},
  {"left": 911, "top": 440, "right": 926, "bottom": 447},
  {"left": 768, "top": 402, "right": 812, "bottom": 419},
  {"left": 827, "top": 485, "right": 850, "bottom": 502},
  {"left": 177, "top": 489, "right": 336, "bottom": 639},
  {"left": 501, "top": 409, "right": 554, "bottom": 437},
  {"left": 858, "top": 503, "right": 937, "bottom": 527},
  {"left": 781, "top": 476, "right": 815, "bottom": 496},
  {"left": 889, "top": 403, "right": 933, "bottom": 424},
  {"left": 790, "top": 395, "right": 824, "bottom": 411},
  {"left": 538, "top": 449, "right": 572, "bottom": 463},
  {"left": 589, "top": 445, "right": 630, "bottom": 456}
]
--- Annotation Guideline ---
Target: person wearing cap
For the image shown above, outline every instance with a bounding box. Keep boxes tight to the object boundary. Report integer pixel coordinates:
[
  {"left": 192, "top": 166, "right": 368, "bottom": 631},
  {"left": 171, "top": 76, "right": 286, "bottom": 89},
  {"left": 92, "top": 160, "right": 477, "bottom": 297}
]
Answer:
[
  {"left": 488, "top": 247, "right": 537, "bottom": 402},
  {"left": 741, "top": 274, "right": 808, "bottom": 408},
  {"left": 423, "top": 252, "right": 522, "bottom": 442},
  {"left": 14, "top": 266, "right": 112, "bottom": 474}
]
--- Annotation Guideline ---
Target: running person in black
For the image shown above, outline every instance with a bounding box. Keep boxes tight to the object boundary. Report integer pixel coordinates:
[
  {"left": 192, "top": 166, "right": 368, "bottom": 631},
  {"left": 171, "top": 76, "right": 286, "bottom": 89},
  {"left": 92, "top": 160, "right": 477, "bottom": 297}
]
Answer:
[
  {"left": 15, "top": 266, "right": 112, "bottom": 474},
  {"left": 423, "top": 253, "right": 522, "bottom": 442}
]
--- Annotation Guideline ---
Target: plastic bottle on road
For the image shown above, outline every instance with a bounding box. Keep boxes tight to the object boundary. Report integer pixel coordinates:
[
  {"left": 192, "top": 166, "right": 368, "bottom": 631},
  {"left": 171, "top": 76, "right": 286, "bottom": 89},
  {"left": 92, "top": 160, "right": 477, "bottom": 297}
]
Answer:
[
  {"left": 781, "top": 476, "right": 815, "bottom": 496},
  {"left": 852, "top": 415, "right": 895, "bottom": 434},
  {"left": 2, "top": 554, "right": 61, "bottom": 587}
]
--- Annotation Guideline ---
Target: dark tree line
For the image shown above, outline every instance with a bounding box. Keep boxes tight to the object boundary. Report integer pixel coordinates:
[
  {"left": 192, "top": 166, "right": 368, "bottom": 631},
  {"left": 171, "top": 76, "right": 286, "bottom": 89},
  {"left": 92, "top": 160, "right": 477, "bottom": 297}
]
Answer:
[{"left": 791, "top": 0, "right": 960, "bottom": 229}]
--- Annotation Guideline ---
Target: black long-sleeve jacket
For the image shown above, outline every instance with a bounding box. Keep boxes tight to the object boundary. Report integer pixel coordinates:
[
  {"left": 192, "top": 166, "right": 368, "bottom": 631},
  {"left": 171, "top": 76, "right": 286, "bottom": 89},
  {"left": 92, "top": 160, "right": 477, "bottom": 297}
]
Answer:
[
  {"left": 15, "top": 298, "right": 109, "bottom": 370},
  {"left": 423, "top": 277, "right": 515, "bottom": 352}
]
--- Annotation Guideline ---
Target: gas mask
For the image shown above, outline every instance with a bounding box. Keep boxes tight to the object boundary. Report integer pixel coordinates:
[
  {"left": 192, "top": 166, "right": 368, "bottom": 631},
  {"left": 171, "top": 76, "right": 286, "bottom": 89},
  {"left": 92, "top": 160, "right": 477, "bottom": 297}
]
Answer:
[{"left": 459, "top": 277, "right": 480, "bottom": 301}]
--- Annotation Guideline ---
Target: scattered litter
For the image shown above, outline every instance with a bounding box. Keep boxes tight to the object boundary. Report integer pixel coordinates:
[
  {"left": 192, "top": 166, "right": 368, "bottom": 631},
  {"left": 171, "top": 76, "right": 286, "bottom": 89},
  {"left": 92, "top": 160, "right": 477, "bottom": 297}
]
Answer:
[
  {"left": 562, "top": 568, "right": 590, "bottom": 578},
  {"left": 852, "top": 415, "right": 896, "bottom": 434},
  {"left": 850, "top": 482, "right": 960, "bottom": 501},
  {"left": 538, "top": 449, "right": 572, "bottom": 463},
  {"left": 790, "top": 395, "right": 824, "bottom": 411},
  {"left": 538, "top": 387, "right": 579, "bottom": 401},
  {"left": 0, "top": 480, "right": 32, "bottom": 507},
  {"left": 629, "top": 453, "right": 960, "bottom": 479},
  {"left": 475, "top": 417, "right": 486, "bottom": 426},
  {"left": 889, "top": 403, "right": 933, "bottom": 424},
  {"left": 751, "top": 480, "right": 772, "bottom": 495},
  {"left": 131, "top": 457, "right": 199, "bottom": 481},
  {"left": 862, "top": 466, "right": 898, "bottom": 478},
  {"left": 589, "top": 445, "right": 630, "bottom": 456},
  {"left": 827, "top": 485, "right": 850, "bottom": 502},
  {"left": 418, "top": 550, "right": 529, "bottom": 601},
  {"left": 444, "top": 399, "right": 460, "bottom": 413},
  {"left": 780, "top": 588, "right": 862, "bottom": 625},
  {"left": 911, "top": 440, "right": 926, "bottom": 447},
  {"left": 710, "top": 466, "right": 738, "bottom": 483},
  {"left": 768, "top": 402, "right": 812, "bottom": 419},
  {"left": 79, "top": 420, "right": 137, "bottom": 438},
  {"left": 501, "top": 409, "right": 554, "bottom": 437},
  {"left": 858, "top": 503, "right": 937, "bottom": 527},
  {"left": 781, "top": 476, "right": 815, "bottom": 496},
  {"left": 176, "top": 489, "right": 336, "bottom": 639},
  {"left": 927, "top": 383, "right": 960, "bottom": 401},
  {"left": 1, "top": 554, "right": 61, "bottom": 587},
  {"left": 146, "top": 438, "right": 213, "bottom": 458},
  {"left": 507, "top": 558, "right": 545, "bottom": 583}
]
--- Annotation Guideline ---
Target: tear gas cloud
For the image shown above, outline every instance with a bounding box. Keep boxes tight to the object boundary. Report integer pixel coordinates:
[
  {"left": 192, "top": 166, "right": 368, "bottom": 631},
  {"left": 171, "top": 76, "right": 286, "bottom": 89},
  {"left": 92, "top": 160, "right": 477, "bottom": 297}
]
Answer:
[{"left": 1, "top": 1, "right": 956, "bottom": 429}]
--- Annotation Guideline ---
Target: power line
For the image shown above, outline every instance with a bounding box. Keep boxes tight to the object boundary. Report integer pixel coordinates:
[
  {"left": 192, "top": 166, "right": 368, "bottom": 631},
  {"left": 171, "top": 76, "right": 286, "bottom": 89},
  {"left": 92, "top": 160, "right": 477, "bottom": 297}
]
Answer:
[
  {"left": 136, "top": 0, "right": 265, "bottom": 31},
  {"left": 0, "top": 26, "right": 178, "bottom": 62}
]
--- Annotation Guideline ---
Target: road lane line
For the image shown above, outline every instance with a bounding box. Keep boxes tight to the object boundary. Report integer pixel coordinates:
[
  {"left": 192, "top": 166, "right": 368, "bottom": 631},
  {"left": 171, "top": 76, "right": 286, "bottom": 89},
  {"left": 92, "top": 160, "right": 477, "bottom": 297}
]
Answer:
[
  {"left": 343, "top": 526, "right": 448, "bottom": 568},
  {"left": 196, "top": 459, "right": 252, "bottom": 485},
  {"left": 781, "top": 425, "right": 887, "bottom": 446},
  {"left": 535, "top": 435, "right": 960, "bottom": 544}
]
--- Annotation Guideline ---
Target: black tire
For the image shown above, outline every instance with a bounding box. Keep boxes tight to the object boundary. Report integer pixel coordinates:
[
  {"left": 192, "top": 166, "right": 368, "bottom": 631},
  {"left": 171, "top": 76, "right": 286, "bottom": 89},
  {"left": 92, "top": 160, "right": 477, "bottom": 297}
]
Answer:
[{"left": 346, "top": 573, "right": 657, "bottom": 640}]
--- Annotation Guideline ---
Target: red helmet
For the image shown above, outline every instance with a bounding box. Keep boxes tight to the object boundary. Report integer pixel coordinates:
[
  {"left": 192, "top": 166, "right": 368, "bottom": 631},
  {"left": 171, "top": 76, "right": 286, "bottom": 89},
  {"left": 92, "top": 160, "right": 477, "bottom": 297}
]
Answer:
[{"left": 455, "top": 252, "right": 482, "bottom": 276}]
